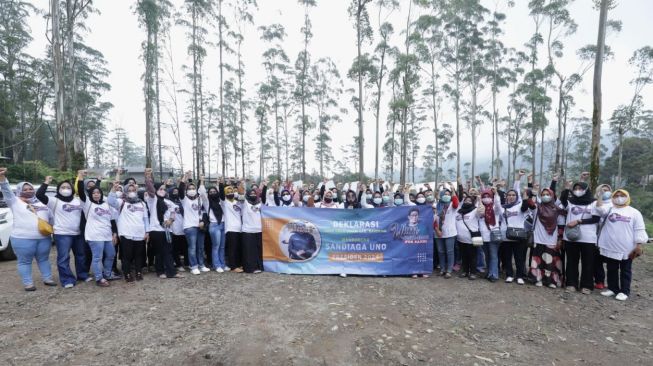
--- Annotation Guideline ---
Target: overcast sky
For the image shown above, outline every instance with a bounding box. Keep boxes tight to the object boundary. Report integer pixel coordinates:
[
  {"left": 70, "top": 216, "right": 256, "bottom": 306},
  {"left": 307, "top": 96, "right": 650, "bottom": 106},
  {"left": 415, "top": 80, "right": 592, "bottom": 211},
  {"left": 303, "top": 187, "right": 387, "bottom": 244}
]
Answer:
[{"left": 25, "top": 0, "right": 653, "bottom": 179}]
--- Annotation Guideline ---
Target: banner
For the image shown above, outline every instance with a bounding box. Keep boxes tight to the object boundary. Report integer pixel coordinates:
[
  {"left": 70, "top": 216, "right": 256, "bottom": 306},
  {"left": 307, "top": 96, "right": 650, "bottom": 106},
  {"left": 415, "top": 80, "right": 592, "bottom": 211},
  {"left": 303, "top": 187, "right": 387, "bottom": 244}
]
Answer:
[{"left": 261, "top": 205, "right": 434, "bottom": 275}]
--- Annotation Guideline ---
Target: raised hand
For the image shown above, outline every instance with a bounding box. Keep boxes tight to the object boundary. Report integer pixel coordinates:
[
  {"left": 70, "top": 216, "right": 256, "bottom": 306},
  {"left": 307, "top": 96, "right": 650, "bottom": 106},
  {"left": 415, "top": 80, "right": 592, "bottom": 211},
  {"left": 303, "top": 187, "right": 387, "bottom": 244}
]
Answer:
[{"left": 44, "top": 176, "right": 53, "bottom": 185}]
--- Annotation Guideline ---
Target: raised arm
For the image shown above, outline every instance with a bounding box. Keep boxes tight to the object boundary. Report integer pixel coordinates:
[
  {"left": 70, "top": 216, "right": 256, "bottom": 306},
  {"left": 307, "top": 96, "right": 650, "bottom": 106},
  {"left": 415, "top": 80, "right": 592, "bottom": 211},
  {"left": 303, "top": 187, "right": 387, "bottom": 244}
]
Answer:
[
  {"left": 76, "top": 170, "right": 87, "bottom": 202},
  {"left": 0, "top": 168, "right": 15, "bottom": 206},
  {"left": 178, "top": 171, "right": 190, "bottom": 198},
  {"left": 36, "top": 176, "right": 53, "bottom": 205},
  {"left": 144, "top": 168, "right": 155, "bottom": 197}
]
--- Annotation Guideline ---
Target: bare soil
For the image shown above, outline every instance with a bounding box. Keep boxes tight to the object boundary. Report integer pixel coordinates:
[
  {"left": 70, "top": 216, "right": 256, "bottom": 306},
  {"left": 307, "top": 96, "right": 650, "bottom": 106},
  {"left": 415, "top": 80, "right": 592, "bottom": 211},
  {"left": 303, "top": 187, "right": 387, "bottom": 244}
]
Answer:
[{"left": 1, "top": 252, "right": 653, "bottom": 366}]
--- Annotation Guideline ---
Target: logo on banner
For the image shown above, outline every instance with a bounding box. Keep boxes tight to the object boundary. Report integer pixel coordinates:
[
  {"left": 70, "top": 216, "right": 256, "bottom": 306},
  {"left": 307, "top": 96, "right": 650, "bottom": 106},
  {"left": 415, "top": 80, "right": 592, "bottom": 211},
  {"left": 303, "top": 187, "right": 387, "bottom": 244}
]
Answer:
[{"left": 279, "top": 220, "right": 321, "bottom": 262}]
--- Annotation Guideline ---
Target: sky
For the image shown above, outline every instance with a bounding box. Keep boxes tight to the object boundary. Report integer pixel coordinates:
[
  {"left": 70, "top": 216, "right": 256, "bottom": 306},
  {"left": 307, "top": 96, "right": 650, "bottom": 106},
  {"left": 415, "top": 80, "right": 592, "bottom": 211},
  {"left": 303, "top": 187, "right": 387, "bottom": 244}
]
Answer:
[{"left": 24, "top": 0, "right": 653, "bottom": 180}]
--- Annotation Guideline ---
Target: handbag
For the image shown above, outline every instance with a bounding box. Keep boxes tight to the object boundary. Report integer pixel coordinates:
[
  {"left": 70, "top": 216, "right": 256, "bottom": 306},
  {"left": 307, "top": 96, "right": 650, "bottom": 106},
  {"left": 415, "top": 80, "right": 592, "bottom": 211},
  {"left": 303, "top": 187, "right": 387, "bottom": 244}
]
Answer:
[
  {"left": 28, "top": 204, "right": 54, "bottom": 236},
  {"left": 505, "top": 210, "right": 536, "bottom": 247},
  {"left": 565, "top": 205, "right": 587, "bottom": 242},
  {"left": 462, "top": 214, "right": 483, "bottom": 247}
]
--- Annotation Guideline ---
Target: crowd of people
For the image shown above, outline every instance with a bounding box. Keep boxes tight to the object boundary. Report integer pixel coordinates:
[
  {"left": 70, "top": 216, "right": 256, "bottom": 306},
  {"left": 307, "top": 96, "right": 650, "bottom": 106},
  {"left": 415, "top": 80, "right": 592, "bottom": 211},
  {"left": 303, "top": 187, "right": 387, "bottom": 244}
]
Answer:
[{"left": 0, "top": 167, "right": 647, "bottom": 301}]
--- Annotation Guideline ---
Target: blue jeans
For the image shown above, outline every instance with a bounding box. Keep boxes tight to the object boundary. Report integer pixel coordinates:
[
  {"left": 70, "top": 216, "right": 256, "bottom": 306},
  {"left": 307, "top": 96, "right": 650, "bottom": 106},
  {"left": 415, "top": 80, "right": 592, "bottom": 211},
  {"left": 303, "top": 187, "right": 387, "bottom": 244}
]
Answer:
[
  {"left": 436, "top": 236, "right": 456, "bottom": 273},
  {"left": 483, "top": 241, "right": 500, "bottom": 279},
  {"left": 88, "top": 241, "right": 115, "bottom": 281},
  {"left": 184, "top": 227, "right": 205, "bottom": 269},
  {"left": 209, "top": 222, "right": 226, "bottom": 269},
  {"left": 54, "top": 234, "right": 88, "bottom": 286},
  {"left": 11, "top": 237, "right": 53, "bottom": 286},
  {"left": 477, "top": 246, "right": 486, "bottom": 273}
]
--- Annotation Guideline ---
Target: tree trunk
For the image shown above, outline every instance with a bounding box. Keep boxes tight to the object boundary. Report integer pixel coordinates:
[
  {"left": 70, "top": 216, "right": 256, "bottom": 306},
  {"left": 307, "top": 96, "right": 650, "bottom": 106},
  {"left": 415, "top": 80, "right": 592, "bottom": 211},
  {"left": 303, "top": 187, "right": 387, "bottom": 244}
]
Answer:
[
  {"left": 590, "top": 0, "right": 609, "bottom": 190},
  {"left": 616, "top": 130, "right": 624, "bottom": 187},
  {"left": 51, "top": 0, "right": 67, "bottom": 170},
  {"left": 356, "top": 1, "right": 365, "bottom": 182}
]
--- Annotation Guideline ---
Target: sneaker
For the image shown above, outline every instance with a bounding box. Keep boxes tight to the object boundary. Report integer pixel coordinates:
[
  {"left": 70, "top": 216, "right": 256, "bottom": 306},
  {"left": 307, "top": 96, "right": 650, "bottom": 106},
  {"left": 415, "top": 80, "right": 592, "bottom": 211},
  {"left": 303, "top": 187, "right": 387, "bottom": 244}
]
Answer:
[
  {"left": 84, "top": 277, "right": 94, "bottom": 283},
  {"left": 468, "top": 275, "right": 477, "bottom": 280},
  {"left": 548, "top": 283, "right": 557, "bottom": 289},
  {"left": 581, "top": 288, "right": 592, "bottom": 295},
  {"left": 158, "top": 274, "right": 167, "bottom": 279},
  {"left": 43, "top": 280, "right": 57, "bottom": 287},
  {"left": 488, "top": 277, "right": 498, "bottom": 283},
  {"left": 412, "top": 274, "right": 418, "bottom": 278},
  {"left": 200, "top": 266, "right": 210, "bottom": 273},
  {"left": 96, "top": 279, "right": 110, "bottom": 287},
  {"left": 224, "top": 266, "right": 231, "bottom": 271},
  {"left": 601, "top": 290, "right": 616, "bottom": 297},
  {"left": 505, "top": 276, "right": 514, "bottom": 283},
  {"left": 191, "top": 268, "right": 201, "bottom": 275},
  {"left": 135, "top": 272, "right": 143, "bottom": 281},
  {"left": 107, "top": 273, "right": 122, "bottom": 281},
  {"left": 565, "top": 286, "right": 577, "bottom": 293},
  {"left": 517, "top": 278, "right": 525, "bottom": 285},
  {"left": 176, "top": 266, "right": 186, "bottom": 272},
  {"left": 216, "top": 267, "right": 224, "bottom": 273},
  {"left": 422, "top": 274, "right": 430, "bottom": 278},
  {"left": 24, "top": 285, "right": 36, "bottom": 292},
  {"left": 64, "top": 283, "right": 74, "bottom": 289},
  {"left": 595, "top": 283, "right": 606, "bottom": 290},
  {"left": 535, "top": 281, "right": 543, "bottom": 287},
  {"left": 253, "top": 270, "right": 262, "bottom": 274},
  {"left": 458, "top": 272, "right": 468, "bottom": 279},
  {"left": 339, "top": 273, "right": 347, "bottom": 278},
  {"left": 615, "top": 293, "right": 628, "bottom": 301},
  {"left": 125, "top": 273, "right": 134, "bottom": 283},
  {"left": 444, "top": 272, "right": 452, "bottom": 279}
]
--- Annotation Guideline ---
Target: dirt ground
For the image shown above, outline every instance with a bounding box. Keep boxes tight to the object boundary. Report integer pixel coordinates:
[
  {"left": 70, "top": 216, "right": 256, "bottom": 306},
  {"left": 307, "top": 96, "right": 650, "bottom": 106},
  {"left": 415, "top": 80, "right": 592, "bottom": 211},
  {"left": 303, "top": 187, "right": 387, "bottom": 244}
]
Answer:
[{"left": 1, "top": 252, "right": 653, "bottom": 366}]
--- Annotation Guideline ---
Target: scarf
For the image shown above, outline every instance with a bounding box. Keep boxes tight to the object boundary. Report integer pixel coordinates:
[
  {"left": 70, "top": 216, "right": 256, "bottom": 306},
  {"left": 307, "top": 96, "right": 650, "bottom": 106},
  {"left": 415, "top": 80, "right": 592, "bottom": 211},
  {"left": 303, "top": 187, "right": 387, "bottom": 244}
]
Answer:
[
  {"left": 502, "top": 189, "right": 520, "bottom": 209},
  {"left": 89, "top": 187, "right": 105, "bottom": 205},
  {"left": 15, "top": 182, "right": 38, "bottom": 204},
  {"left": 568, "top": 181, "right": 595, "bottom": 206},
  {"left": 458, "top": 196, "right": 476, "bottom": 216},
  {"left": 436, "top": 190, "right": 451, "bottom": 225},
  {"left": 481, "top": 191, "right": 496, "bottom": 228},
  {"left": 207, "top": 187, "right": 223, "bottom": 221},
  {"left": 54, "top": 180, "right": 75, "bottom": 203},
  {"left": 154, "top": 183, "right": 169, "bottom": 226},
  {"left": 168, "top": 187, "right": 184, "bottom": 216},
  {"left": 536, "top": 188, "right": 558, "bottom": 235}
]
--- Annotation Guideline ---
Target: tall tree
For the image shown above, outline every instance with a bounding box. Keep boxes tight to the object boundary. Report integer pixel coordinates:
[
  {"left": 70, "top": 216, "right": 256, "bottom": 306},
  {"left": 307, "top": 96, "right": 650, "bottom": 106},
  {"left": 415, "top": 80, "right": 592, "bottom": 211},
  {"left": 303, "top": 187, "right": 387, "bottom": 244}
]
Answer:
[{"left": 312, "top": 58, "right": 344, "bottom": 177}]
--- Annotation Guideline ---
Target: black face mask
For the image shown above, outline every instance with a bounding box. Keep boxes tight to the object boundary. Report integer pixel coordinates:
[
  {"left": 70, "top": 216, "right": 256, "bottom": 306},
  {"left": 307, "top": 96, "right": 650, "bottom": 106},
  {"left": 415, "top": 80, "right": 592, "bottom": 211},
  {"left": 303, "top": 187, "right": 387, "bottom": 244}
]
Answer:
[
  {"left": 247, "top": 195, "right": 257, "bottom": 203},
  {"left": 462, "top": 202, "right": 474, "bottom": 209},
  {"left": 208, "top": 192, "right": 219, "bottom": 199},
  {"left": 324, "top": 197, "right": 333, "bottom": 203},
  {"left": 226, "top": 194, "right": 234, "bottom": 200}
]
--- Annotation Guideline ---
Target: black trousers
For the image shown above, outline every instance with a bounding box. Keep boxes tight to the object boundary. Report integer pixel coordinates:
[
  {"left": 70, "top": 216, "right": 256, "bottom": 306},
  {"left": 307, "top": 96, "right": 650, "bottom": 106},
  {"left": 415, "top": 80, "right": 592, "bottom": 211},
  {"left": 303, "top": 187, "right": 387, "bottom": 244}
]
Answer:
[
  {"left": 593, "top": 246, "right": 606, "bottom": 285},
  {"left": 120, "top": 237, "right": 146, "bottom": 275},
  {"left": 241, "top": 232, "right": 263, "bottom": 273},
  {"left": 564, "top": 241, "right": 595, "bottom": 290},
  {"left": 605, "top": 256, "right": 633, "bottom": 296},
  {"left": 501, "top": 240, "right": 528, "bottom": 279},
  {"left": 225, "top": 231, "right": 242, "bottom": 269},
  {"left": 172, "top": 234, "right": 188, "bottom": 267},
  {"left": 150, "top": 231, "right": 177, "bottom": 278},
  {"left": 204, "top": 231, "right": 213, "bottom": 268},
  {"left": 460, "top": 242, "right": 478, "bottom": 275}
]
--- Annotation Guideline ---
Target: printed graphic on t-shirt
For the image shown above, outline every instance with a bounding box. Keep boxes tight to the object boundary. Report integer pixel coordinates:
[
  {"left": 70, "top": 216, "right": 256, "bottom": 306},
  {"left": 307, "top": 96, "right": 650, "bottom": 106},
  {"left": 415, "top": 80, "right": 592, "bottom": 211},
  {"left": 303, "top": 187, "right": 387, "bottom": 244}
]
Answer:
[
  {"left": 94, "top": 206, "right": 112, "bottom": 217},
  {"left": 62, "top": 203, "right": 82, "bottom": 212},
  {"left": 608, "top": 213, "right": 632, "bottom": 223},
  {"left": 571, "top": 206, "right": 591, "bottom": 215},
  {"left": 504, "top": 210, "right": 519, "bottom": 218},
  {"left": 126, "top": 204, "right": 145, "bottom": 213}
]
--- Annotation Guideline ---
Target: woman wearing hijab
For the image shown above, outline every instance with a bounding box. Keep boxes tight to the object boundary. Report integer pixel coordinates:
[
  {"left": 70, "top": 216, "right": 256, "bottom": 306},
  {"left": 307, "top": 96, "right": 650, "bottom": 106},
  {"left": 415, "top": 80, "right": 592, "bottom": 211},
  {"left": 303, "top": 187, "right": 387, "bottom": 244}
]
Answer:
[
  {"left": 273, "top": 187, "right": 300, "bottom": 208},
  {"left": 530, "top": 185, "right": 563, "bottom": 288},
  {"left": 478, "top": 188, "right": 504, "bottom": 283},
  {"left": 108, "top": 177, "right": 150, "bottom": 282},
  {"left": 561, "top": 181, "right": 600, "bottom": 294},
  {"left": 167, "top": 185, "right": 187, "bottom": 271},
  {"left": 77, "top": 172, "right": 115, "bottom": 287},
  {"left": 341, "top": 190, "right": 362, "bottom": 209},
  {"left": 593, "top": 184, "right": 613, "bottom": 290},
  {"left": 596, "top": 190, "right": 648, "bottom": 301},
  {"left": 315, "top": 190, "right": 339, "bottom": 208},
  {"left": 201, "top": 183, "right": 226, "bottom": 272},
  {"left": 144, "top": 168, "right": 182, "bottom": 279},
  {"left": 241, "top": 182, "right": 267, "bottom": 273},
  {"left": 220, "top": 180, "right": 243, "bottom": 272},
  {"left": 36, "top": 174, "right": 88, "bottom": 287},
  {"left": 435, "top": 187, "right": 459, "bottom": 278},
  {"left": 0, "top": 168, "right": 55, "bottom": 291},
  {"left": 178, "top": 172, "right": 209, "bottom": 275},
  {"left": 455, "top": 193, "right": 481, "bottom": 280}
]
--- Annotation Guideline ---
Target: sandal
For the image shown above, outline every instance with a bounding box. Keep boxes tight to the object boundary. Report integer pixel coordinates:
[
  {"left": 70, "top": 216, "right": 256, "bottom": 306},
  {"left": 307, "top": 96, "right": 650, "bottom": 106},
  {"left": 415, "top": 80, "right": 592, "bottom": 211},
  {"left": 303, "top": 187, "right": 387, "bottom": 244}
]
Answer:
[
  {"left": 96, "top": 279, "right": 110, "bottom": 287},
  {"left": 24, "top": 285, "right": 36, "bottom": 292}
]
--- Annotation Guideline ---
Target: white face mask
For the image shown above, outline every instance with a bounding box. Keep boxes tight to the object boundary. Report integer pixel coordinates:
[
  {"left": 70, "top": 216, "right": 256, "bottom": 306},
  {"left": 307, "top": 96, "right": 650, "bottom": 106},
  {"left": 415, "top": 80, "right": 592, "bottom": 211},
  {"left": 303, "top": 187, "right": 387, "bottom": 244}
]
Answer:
[
  {"left": 541, "top": 195, "right": 552, "bottom": 203},
  {"left": 481, "top": 198, "right": 492, "bottom": 205},
  {"left": 282, "top": 194, "right": 291, "bottom": 201},
  {"left": 303, "top": 195, "right": 310, "bottom": 202},
  {"left": 573, "top": 190, "right": 585, "bottom": 197},
  {"left": 313, "top": 195, "right": 320, "bottom": 200},
  {"left": 115, "top": 191, "right": 123, "bottom": 198},
  {"left": 59, "top": 189, "right": 72, "bottom": 197},
  {"left": 416, "top": 197, "right": 426, "bottom": 204},
  {"left": 373, "top": 197, "right": 382, "bottom": 205},
  {"left": 187, "top": 190, "right": 197, "bottom": 197},
  {"left": 233, "top": 193, "right": 239, "bottom": 199},
  {"left": 614, "top": 197, "right": 627, "bottom": 206},
  {"left": 157, "top": 190, "right": 166, "bottom": 198},
  {"left": 127, "top": 192, "right": 138, "bottom": 199},
  {"left": 341, "top": 194, "right": 346, "bottom": 201}
]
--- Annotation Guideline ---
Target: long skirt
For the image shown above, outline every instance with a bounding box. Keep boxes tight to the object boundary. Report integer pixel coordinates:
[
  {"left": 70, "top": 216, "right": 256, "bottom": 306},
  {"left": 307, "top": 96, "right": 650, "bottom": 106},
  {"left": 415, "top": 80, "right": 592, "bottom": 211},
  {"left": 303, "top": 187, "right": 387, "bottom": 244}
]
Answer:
[
  {"left": 529, "top": 244, "right": 563, "bottom": 287},
  {"left": 225, "top": 231, "right": 242, "bottom": 270},
  {"left": 241, "top": 232, "right": 263, "bottom": 273}
]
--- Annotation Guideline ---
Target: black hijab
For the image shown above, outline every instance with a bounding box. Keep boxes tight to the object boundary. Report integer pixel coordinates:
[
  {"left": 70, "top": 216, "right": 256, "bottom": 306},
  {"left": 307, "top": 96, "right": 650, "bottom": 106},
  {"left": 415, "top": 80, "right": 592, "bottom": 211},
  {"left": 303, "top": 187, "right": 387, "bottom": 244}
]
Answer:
[
  {"left": 154, "top": 183, "right": 168, "bottom": 226},
  {"left": 207, "top": 187, "right": 223, "bottom": 221},
  {"left": 89, "top": 187, "right": 104, "bottom": 205},
  {"left": 55, "top": 180, "right": 75, "bottom": 203},
  {"left": 458, "top": 196, "right": 477, "bottom": 215},
  {"left": 568, "top": 182, "right": 595, "bottom": 206},
  {"left": 168, "top": 187, "right": 183, "bottom": 216}
]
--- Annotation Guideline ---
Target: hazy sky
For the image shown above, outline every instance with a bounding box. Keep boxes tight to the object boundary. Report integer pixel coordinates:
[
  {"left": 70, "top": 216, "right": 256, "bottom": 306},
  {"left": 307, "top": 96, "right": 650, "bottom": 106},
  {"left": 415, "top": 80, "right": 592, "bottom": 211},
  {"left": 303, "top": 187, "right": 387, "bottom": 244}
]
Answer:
[{"left": 25, "top": 0, "right": 653, "bottom": 179}]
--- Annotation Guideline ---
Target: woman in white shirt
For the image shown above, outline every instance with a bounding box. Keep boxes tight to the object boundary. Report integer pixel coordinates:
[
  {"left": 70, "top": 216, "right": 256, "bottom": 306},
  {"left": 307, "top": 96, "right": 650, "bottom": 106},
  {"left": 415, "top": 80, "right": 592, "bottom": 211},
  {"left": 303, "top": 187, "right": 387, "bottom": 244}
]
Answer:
[
  {"left": 434, "top": 188, "right": 459, "bottom": 278},
  {"left": 530, "top": 186, "right": 563, "bottom": 288},
  {"left": 241, "top": 185, "right": 267, "bottom": 273},
  {"left": 78, "top": 176, "right": 115, "bottom": 287},
  {"left": 0, "top": 168, "right": 55, "bottom": 291},
  {"left": 478, "top": 189, "right": 503, "bottom": 282},
  {"left": 597, "top": 189, "right": 647, "bottom": 301},
  {"left": 36, "top": 175, "right": 87, "bottom": 288},
  {"left": 178, "top": 173, "right": 209, "bottom": 275},
  {"left": 221, "top": 182, "right": 243, "bottom": 272},
  {"left": 593, "top": 184, "right": 613, "bottom": 290},
  {"left": 455, "top": 195, "right": 481, "bottom": 280}
]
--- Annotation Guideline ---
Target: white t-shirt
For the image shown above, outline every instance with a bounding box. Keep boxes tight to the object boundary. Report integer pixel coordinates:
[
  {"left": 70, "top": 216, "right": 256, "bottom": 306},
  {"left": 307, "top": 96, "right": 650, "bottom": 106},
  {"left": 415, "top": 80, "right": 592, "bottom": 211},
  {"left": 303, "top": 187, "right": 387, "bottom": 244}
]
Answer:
[
  {"left": 221, "top": 199, "right": 242, "bottom": 233},
  {"left": 48, "top": 197, "right": 83, "bottom": 236},
  {"left": 241, "top": 200, "right": 262, "bottom": 233},
  {"left": 532, "top": 208, "right": 558, "bottom": 246},
  {"left": 109, "top": 194, "right": 148, "bottom": 240},
  {"left": 181, "top": 197, "right": 203, "bottom": 230},
  {"left": 479, "top": 199, "right": 503, "bottom": 242},
  {"left": 563, "top": 201, "right": 598, "bottom": 243},
  {"left": 164, "top": 202, "right": 185, "bottom": 236},
  {"left": 436, "top": 203, "right": 458, "bottom": 239},
  {"left": 502, "top": 203, "right": 531, "bottom": 242},
  {"left": 597, "top": 205, "right": 648, "bottom": 260},
  {"left": 83, "top": 200, "right": 113, "bottom": 242},
  {"left": 455, "top": 208, "right": 480, "bottom": 245}
]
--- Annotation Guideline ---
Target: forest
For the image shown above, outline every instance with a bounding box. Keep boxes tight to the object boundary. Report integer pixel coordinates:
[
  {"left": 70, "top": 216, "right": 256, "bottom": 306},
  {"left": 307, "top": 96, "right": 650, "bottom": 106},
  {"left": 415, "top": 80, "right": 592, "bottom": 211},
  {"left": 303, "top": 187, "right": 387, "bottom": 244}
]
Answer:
[{"left": 0, "top": 1, "right": 652, "bottom": 207}]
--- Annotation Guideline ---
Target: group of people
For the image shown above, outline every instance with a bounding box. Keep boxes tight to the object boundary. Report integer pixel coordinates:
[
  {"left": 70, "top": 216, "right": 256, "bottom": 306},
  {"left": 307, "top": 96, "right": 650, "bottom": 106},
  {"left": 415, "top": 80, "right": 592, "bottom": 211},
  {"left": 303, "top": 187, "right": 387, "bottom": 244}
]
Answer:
[{"left": 0, "top": 167, "right": 647, "bottom": 301}]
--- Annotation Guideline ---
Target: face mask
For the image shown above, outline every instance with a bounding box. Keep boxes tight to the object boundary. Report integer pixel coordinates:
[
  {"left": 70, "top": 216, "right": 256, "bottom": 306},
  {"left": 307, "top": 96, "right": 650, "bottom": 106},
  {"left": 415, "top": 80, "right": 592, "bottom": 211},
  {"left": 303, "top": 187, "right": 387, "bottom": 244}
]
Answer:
[
  {"left": 233, "top": 193, "right": 239, "bottom": 199},
  {"left": 324, "top": 197, "right": 333, "bottom": 203},
  {"left": 313, "top": 195, "right": 320, "bottom": 201},
  {"left": 247, "top": 195, "right": 257, "bottom": 203},
  {"left": 20, "top": 191, "right": 35, "bottom": 199},
  {"left": 226, "top": 194, "right": 235, "bottom": 200},
  {"left": 157, "top": 190, "right": 167, "bottom": 198},
  {"left": 394, "top": 199, "right": 403, "bottom": 206},
  {"left": 614, "top": 197, "right": 627, "bottom": 206},
  {"left": 573, "top": 190, "right": 585, "bottom": 197},
  {"left": 366, "top": 194, "right": 373, "bottom": 200},
  {"left": 602, "top": 191, "right": 612, "bottom": 200},
  {"left": 541, "top": 195, "right": 552, "bottom": 203},
  {"left": 417, "top": 197, "right": 426, "bottom": 204},
  {"left": 341, "top": 194, "right": 347, "bottom": 201},
  {"left": 481, "top": 198, "right": 492, "bottom": 205},
  {"left": 303, "top": 195, "right": 310, "bottom": 202},
  {"left": 116, "top": 191, "right": 123, "bottom": 198},
  {"left": 127, "top": 192, "right": 138, "bottom": 199},
  {"left": 462, "top": 201, "right": 474, "bottom": 209},
  {"left": 373, "top": 197, "right": 382, "bottom": 205},
  {"left": 426, "top": 195, "right": 435, "bottom": 202},
  {"left": 187, "top": 190, "right": 197, "bottom": 197},
  {"left": 382, "top": 196, "right": 390, "bottom": 203},
  {"left": 59, "top": 189, "right": 72, "bottom": 197},
  {"left": 282, "top": 194, "right": 291, "bottom": 201},
  {"left": 440, "top": 195, "right": 451, "bottom": 203}
]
